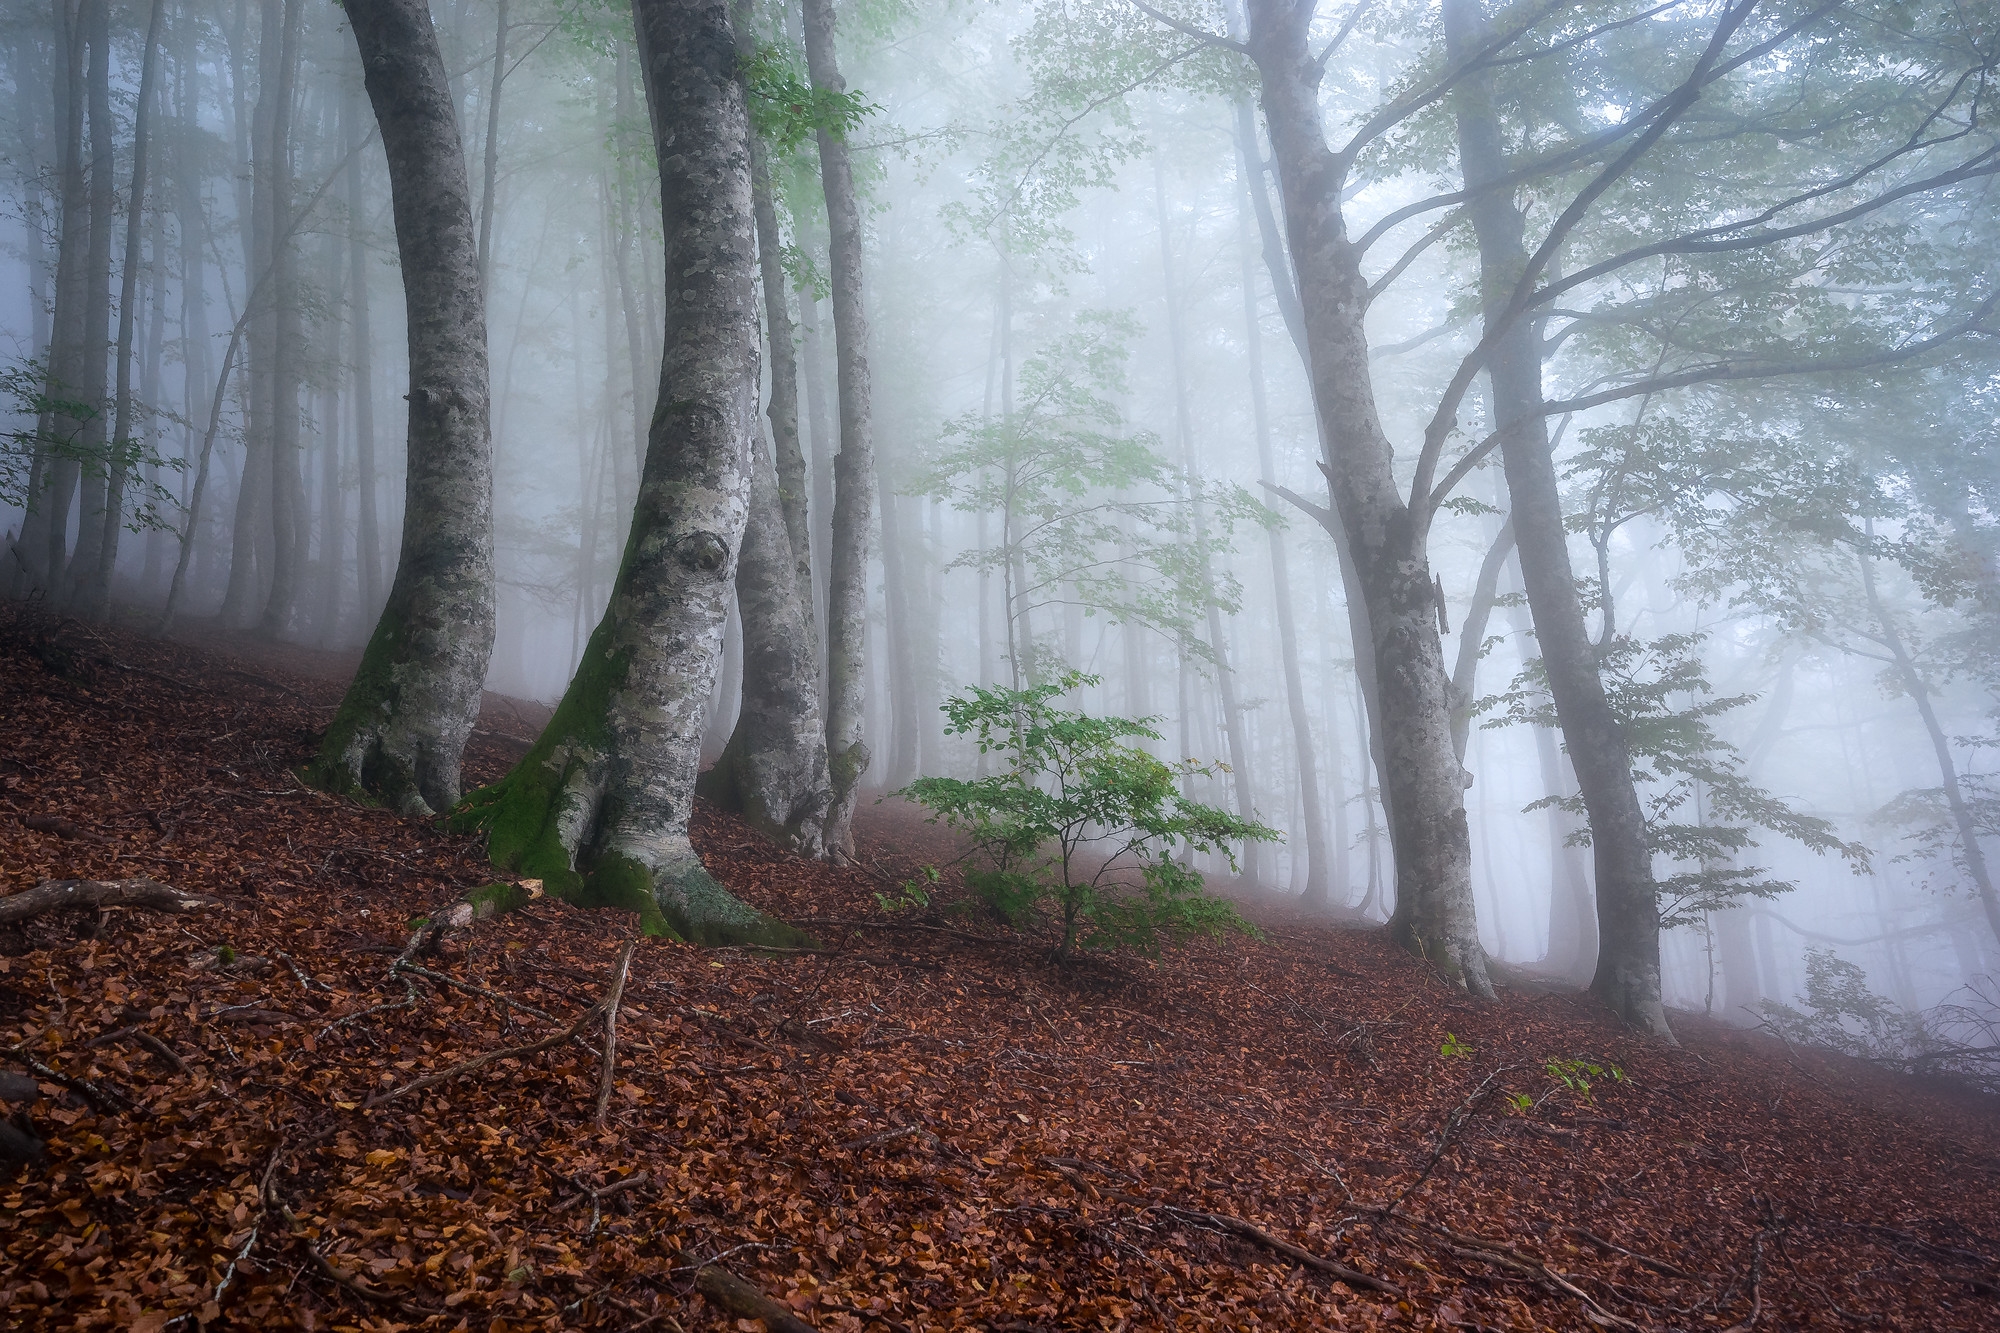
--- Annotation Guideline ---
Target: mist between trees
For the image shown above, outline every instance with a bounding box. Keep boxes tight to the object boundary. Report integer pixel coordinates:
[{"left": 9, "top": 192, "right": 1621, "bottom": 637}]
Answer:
[{"left": 2, "top": 0, "right": 1997, "bottom": 1045}]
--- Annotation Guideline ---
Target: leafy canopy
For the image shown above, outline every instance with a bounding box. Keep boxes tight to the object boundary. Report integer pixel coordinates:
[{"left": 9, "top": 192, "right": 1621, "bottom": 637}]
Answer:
[{"left": 899, "top": 672, "right": 1275, "bottom": 960}]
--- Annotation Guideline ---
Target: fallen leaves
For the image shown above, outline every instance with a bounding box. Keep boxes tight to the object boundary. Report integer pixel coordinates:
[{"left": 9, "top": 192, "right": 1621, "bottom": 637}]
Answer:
[{"left": 1, "top": 607, "right": 1998, "bottom": 1331}]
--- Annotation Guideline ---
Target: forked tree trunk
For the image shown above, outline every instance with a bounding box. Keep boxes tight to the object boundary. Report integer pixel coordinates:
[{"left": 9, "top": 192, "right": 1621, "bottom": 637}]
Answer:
[
  {"left": 803, "top": 0, "right": 877, "bottom": 860},
  {"left": 307, "top": 0, "right": 495, "bottom": 817},
  {"left": 1444, "top": 0, "right": 1670, "bottom": 1037},
  {"left": 457, "top": 0, "right": 801, "bottom": 948},
  {"left": 1244, "top": 0, "right": 1492, "bottom": 996}
]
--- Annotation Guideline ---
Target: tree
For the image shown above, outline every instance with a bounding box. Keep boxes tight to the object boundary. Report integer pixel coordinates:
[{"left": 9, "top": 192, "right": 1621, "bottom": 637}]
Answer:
[
  {"left": 921, "top": 315, "right": 1259, "bottom": 689},
  {"left": 456, "top": 0, "right": 801, "bottom": 948},
  {"left": 306, "top": 0, "right": 496, "bottom": 817},
  {"left": 902, "top": 672, "right": 1274, "bottom": 961},
  {"left": 800, "top": 0, "right": 879, "bottom": 862}
]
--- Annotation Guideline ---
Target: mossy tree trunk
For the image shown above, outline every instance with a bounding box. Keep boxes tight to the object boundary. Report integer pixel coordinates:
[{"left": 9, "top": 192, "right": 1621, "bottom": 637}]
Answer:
[
  {"left": 455, "top": 0, "right": 804, "bottom": 949},
  {"left": 306, "top": 0, "right": 496, "bottom": 817}
]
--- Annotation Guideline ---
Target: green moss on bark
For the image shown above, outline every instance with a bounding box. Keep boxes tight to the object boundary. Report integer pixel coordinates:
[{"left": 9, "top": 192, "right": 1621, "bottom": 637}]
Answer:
[
  {"left": 304, "top": 603, "right": 416, "bottom": 811},
  {"left": 453, "top": 620, "right": 806, "bottom": 948}
]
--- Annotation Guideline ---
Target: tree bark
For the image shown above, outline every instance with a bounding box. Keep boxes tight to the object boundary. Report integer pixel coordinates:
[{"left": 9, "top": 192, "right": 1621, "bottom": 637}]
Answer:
[
  {"left": 1444, "top": 0, "right": 1669, "bottom": 1037},
  {"left": 803, "top": 0, "right": 877, "bottom": 861},
  {"left": 698, "top": 434, "right": 832, "bottom": 857},
  {"left": 63, "top": 0, "right": 115, "bottom": 604},
  {"left": 1236, "top": 169, "right": 1330, "bottom": 904},
  {"left": 1244, "top": 0, "right": 1492, "bottom": 996},
  {"left": 344, "top": 75, "right": 383, "bottom": 618},
  {"left": 308, "top": 0, "right": 496, "bottom": 817},
  {"left": 258, "top": 0, "right": 307, "bottom": 638},
  {"left": 82, "top": 0, "right": 168, "bottom": 621},
  {"left": 11, "top": 5, "right": 88, "bottom": 598},
  {"left": 457, "top": 0, "right": 801, "bottom": 948}
]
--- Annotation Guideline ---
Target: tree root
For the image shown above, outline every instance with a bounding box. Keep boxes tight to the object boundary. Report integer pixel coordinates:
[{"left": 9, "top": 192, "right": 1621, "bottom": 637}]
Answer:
[{"left": 694, "top": 1265, "right": 815, "bottom": 1332}]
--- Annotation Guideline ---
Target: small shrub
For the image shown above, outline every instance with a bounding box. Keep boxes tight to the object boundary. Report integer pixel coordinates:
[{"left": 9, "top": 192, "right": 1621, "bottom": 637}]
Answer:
[{"left": 899, "top": 672, "right": 1277, "bottom": 960}]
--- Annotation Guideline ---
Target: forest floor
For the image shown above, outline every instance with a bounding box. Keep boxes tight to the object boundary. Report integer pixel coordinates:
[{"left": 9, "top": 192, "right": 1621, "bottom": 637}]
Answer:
[{"left": 2, "top": 602, "right": 1997, "bottom": 1332}]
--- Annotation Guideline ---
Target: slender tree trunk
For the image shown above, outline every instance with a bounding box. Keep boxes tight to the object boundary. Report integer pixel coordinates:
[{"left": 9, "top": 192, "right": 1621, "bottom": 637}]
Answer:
[
  {"left": 803, "top": 0, "right": 876, "bottom": 860},
  {"left": 344, "top": 78, "right": 383, "bottom": 617},
  {"left": 13, "top": 6, "right": 88, "bottom": 597},
  {"left": 735, "top": 0, "right": 815, "bottom": 623},
  {"left": 461, "top": 0, "right": 800, "bottom": 948},
  {"left": 799, "top": 277, "right": 834, "bottom": 631},
  {"left": 83, "top": 0, "right": 168, "bottom": 620},
  {"left": 308, "top": 0, "right": 495, "bottom": 816},
  {"left": 1245, "top": 0, "right": 1491, "bottom": 995},
  {"left": 1154, "top": 155, "right": 1258, "bottom": 879},
  {"left": 475, "top": 0, "right": 507, "bottom": 286},
  {"left": 1445, "top": 0, "right": 1668, "bottom": 1036},
  {"left": 65, "top": 0, "right": 116, "bottom": 604},
  {"left": 1857, "top": 543, "right": 2000, "bottom": 946},
  {"left": 1235, "top": 164, "right": 1326, "bottom": 900},
  {"left": 260, "top": 0, "right": 308, "bottom": 637}
]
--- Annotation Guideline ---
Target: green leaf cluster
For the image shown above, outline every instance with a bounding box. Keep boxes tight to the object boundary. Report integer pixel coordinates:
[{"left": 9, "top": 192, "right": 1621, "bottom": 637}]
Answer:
[{"left": 898, "top": 672, "right": 1275, "bottom": 961}]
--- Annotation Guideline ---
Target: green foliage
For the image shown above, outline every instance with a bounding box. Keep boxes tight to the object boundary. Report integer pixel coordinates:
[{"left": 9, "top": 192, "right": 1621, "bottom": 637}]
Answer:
[
  {"left": 1759, "top": 949, "right": 1926, "bottom": 1062},
  {"left": 876, "top": 865, "right": 937, "bottom": 915},
  {"left": 1, "top": 358, "right": 186, "bottom": 534},
  {"left": 1483, "top": 632, "right": 1868, "bottom": 925},
  {"left": 898, "top": 672, "right": 1275, "bottom": 961},
  {"left": 1439, "top": 1032, "right": 1472, "bottom": 1058},
  {"left": 740, "top": 43, "right": 879, "bottom": 154},
  {"left": 920, "top": 313, "right": 1268, "bottom": 681}
]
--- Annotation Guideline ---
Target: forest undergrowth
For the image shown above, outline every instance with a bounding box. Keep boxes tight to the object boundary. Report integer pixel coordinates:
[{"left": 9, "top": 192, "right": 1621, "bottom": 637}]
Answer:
[{"left": 2, "top": 605, "right": 1997, "bottom": 1331}]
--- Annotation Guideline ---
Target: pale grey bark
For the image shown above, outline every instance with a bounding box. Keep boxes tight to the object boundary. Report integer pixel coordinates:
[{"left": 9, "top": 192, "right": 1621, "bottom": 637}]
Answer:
[
  {"left": 803, "top": 0, "right": 876, "bottom": 860},
  {"left": 1445, "top": 0, "right": 1668, "bottom": 1036},
  {"left": 62, "top": 0, "right": 114, "bottom": 604},
  {"left": 309, "top": 0, "right": 495, "bottom": 817},
  {"left": 466, "top": 0, "right": 795, "bottom": 948},
  {"left": 735, "top": 0, "right": 815, "bottom": 623},
  {"left": 1244, "top": 0, "right": 1493, "bottom": 996},
  {"left": 345, "top": 77, "right": 383, "bottom": 617},
  {"left": 699, "top": 436, "right": 832, "bottom": 856},
  {"left": 1236, "top": 166, "right": 1330, "bottom": 903},
  {"left": 475, "top": 0, "right": 508, "bottom": 288},
  {"left": 79, "top": 0, "right": 166, "bottom": 620},
  {"left": 11, "top": 7, "right": 87, "bottom": 597}
]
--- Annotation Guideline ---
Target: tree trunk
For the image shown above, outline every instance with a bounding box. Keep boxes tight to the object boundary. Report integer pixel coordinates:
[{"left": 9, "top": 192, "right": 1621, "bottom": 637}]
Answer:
[
  {"left": 803, "top": 0, "right": 876, "bottom": 861},
  {"left": 259, "top": 0, "right": 308, "bottom": 638},
  {"left": 1155, "top": 155, "right": 1259, "bottom": 881},
  {"left": 64, "top": 0, "right": 116, "bottom": 605},
  {"left": 12, "top": 6, "right": 88, "bottom": 597},
  {"left": 1444, "top": 0, "right": 1668, "bottom": 1037},
  {"left": 83, "top": 0, "right": 167, "bottom": 621},
  {"left": 736, "top": 0, "right": 815, "bottom": 624},
  {"left": 475, "top": 0, "right": 507, "bottom": 287},
  {"left": 698, "top": 434, "right": 832, "bottom": 856},
  {"left": 1235, "top": 164, "right": 1329, "bottom": 899},
  {"left": 345, "top": 76, "right": 383, "bottom": 618},
  {"left": 307, "top": 0, "right": 496, "bottom": 817},
  {"left": 1244, "top": 0, "right": 1492, "bottom": 996},
  {"left": 459, "top": 0, "right": 800, "bottom": 949}
]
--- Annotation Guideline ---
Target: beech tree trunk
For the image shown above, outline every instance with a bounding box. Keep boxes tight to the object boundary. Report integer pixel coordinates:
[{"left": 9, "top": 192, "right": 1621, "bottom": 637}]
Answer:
[
  {"left": 803, "top": 0, "right": 877, "bottom": 860},
  {"left": 345, "top": 76, "right": 383, "bottom": 618},
  {"left": 11, "top": 7, "right": 87, "bottom": 597},
  {"left": 458, "top": 0, "right": 800, "bottom": 948},
  {"left": 1236, "top": 169, "right": 1330, "bottom": 904},
  {"left": 1444, "top": 0, "right": 1669, "bottom": 1037},
  {"left": 1244, "top": 0, "right": 1492, "bottom": 996},
  {"left": 64, "top": 0, "right": 115, "bottom": 604},
  {"left": 698, "top": 435, "right": 832, "bottom": 856},
  {"left": 307, "top": 0, "right": 495, "bottom": 817}
]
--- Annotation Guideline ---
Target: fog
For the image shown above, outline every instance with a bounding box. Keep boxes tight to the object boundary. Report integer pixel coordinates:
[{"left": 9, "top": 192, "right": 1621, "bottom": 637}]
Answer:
[{"left": 4, "top": 0, "right": 1997, "bottom": 1037}]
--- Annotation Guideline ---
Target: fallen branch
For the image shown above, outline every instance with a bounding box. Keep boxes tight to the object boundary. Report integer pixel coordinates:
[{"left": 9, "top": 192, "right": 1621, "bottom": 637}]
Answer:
[
  {"left": 0, "top": 877, "right": 218, "bottom": 925},
  {"left": 1567, "top": 1225, "right": 1697, "bottom": 1280},
  {"left": 694, "top": 1265, "right": 815, "bottom": 1332},
  {"left": 1, "top": 1041, "right": 136, "bottom": 1114},
  {"left": 363, "top": 1000, "right": 603, "bottom": 1110},
  {"left": 83, "top": 1024, "right": 187, "bottom": 1074},
  {"left": 595, "top": 941, "right": 637, "bottom": 1129},
  {"left": 1162, "top": 1204, "right": 1403, "bottom": 1297}
]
